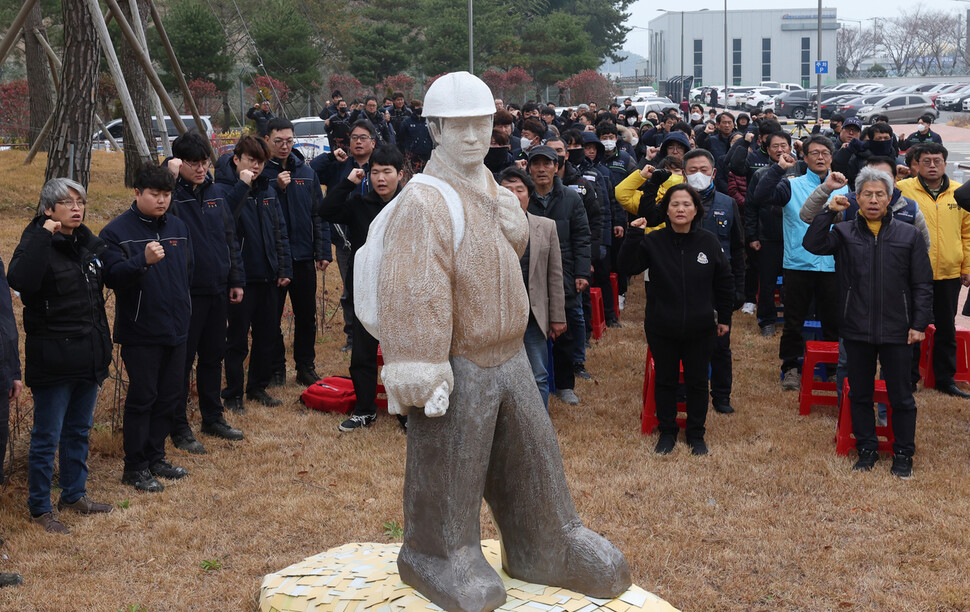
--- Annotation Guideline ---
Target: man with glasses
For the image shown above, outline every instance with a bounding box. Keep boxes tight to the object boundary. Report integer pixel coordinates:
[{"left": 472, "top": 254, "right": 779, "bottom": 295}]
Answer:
[
  {"left": 262, "top": 118, "right": 331, "bottom": 387},
  {"left": 164, "top": 132, "right": 246, "bottom": 454},
  {"left": 753, "top": 135, "right": 847, "bottom": 390},
  {"left": 311, "top": 119, "right": 378, "bottom": 352},
  {"left": 899, "top": 143, "right": 969, "bottom": 398}
]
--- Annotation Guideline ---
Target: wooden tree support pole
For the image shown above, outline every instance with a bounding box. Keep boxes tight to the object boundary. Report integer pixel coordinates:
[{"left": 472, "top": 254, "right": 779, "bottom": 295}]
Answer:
[
  {"left": 23, "top": 113, "right": 55, "bottom": 166},
  {"left": 127, "top": 0, "right": 171, "bottom": 157},
  {"left": 29, "top": 27, "right": 122, "bottom": 155},
  {"left": 0, "top": 0, "right": 41, "bottom": 66},
  {"left": 85, "top": 0, "right": 154, "bottom": 162},
  {"left": 145, "top": 0, "right": 217, "bottom": 163}
]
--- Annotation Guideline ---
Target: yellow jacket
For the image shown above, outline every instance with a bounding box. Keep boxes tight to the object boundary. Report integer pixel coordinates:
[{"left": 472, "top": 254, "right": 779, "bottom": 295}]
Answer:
[
  {"left": 898, "top": 176, "right": 969, "bottom": 280},
  {"left": 615, "top": 169, "right": 684, "bottom": 216}
]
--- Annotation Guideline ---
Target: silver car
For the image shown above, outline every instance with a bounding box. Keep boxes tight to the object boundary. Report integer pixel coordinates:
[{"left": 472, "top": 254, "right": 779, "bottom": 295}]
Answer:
[{"left": 856, "top": 94, "right": 938, "bottom": 124}]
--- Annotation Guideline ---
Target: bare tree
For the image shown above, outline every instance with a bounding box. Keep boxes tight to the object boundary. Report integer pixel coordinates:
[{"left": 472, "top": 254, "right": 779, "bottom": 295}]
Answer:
[
  {"left": 879, "top": 8, "right": 925, "bottom": 76},
  {"left": 916, "top": 10, "right": 959, "bottom": 75},
  {"left": 24, "top": 0, "right": 54, "bottom": 151},
  {"left": 119, "top": 0, "right": 157, "bottom": 186},
  {"left": 837, "top": 26, "right": 877, "bottom": 75},
  {"left": 45, "top": 0, "right": 101, "bottom": 188}
]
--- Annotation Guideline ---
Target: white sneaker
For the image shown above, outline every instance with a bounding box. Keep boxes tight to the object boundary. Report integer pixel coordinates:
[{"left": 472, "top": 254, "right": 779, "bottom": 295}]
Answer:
[
  {"left": 741, "top": 302, "right": 756, "bottom": 315},
  {"left": 618, "top": 295, "right": 626, "bottom": 311}
]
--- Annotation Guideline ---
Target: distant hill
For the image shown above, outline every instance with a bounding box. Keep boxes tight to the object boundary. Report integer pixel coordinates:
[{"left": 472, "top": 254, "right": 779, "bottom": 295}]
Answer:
[{"left": 600, "top": 52, "right": 647, "bottom": 78}]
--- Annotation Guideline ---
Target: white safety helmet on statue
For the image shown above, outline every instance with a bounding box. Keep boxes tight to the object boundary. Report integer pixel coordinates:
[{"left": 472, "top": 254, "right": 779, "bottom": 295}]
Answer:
[{"left": 423, "top": 71, "right": 496, "bottom": 118}]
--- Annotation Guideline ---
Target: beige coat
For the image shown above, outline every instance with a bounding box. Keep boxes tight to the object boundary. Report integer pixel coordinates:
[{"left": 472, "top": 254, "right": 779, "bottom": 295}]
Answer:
[{"left": 526, "top": 213, "right": 566, "bottom": 337}]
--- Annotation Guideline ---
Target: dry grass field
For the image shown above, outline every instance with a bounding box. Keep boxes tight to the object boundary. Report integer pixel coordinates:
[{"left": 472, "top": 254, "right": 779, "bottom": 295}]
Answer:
[{"left": 0, "top": 151, "right": 968, "bottom": 611}]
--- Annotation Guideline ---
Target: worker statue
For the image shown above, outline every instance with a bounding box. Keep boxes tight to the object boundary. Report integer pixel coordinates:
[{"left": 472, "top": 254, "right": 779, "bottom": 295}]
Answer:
[{"left": 359, "top": 71, "right": 631, "bottom": 612}]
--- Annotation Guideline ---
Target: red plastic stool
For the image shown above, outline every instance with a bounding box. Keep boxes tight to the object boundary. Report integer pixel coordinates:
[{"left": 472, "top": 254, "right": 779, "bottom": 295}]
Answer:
[
  {"left": 610, "top": 272, "right": 620, "bottom": 315},
  {"left": 590, "top": 287, "right": 606, "bottom": 340},
  {"left": 918, "top": 324, "right": 936, "bottom": 388},
  {"left": 798, "top": 341, "right": 840, "bottom": 415},
  {"left": 641, "top": 348, "right": 687, "bottom": 434},
  {"left": 376, "top": 345, "right": 388, "bottom": 410},
  {"left": 835, "top": 380, "right": 896, "bottom": 455},
  {"left": 958, "top": 326, "right": 970, "bottom": 384}
]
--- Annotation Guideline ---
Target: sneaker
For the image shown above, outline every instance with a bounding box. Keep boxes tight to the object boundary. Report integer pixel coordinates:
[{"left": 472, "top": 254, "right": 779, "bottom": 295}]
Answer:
[
  {"left": 654, "top": 433, "right": 676, "bottom": 455},
  {"left": 224, "top": 396, "right": 245, "bottom": 414},
  {"left": 122, "top": 469, "right": 164, "bottom": 492},
  {"left": 268, "top": 370, "right": 286, "bottom": 388},
  {"left": 573, "top": 363, "right": 592, "bottom": 380},
  {"left": 31, "top": 511, "right": 69, "bottom": 534},
  {"left": 853, "top": 449, "right": 879, "bottom": 471},
  {"left": 606, "top": 319, "right": 622, "bottom": 328},
  {"left": 171, "top": 432, "right": 206, "bottom": 455},
  {"left": 296, "top": 365, "right": 320, "bottom": 387},
  {"left": 247, "top": 389, "right": 282, "bottom": 407},
  {"left": 618, "top": 295, "right": 626, "bottom": 311},
  {"left": 338, "top": 414, "right": 376, "bottom": 432},
  {"left": 741, "top": 302, "right": 756, "bottom": 315},
  {"left": 890, "top": 454, "right": 913, "bottom": 479},
  {"left": 57, "top": 495, "right": 113, "bottom": 515},
  {"left": 0, "top": 573, "right": 22, "bottom": 588},
  {"left": 200, "top": 420, "right": 244, "bottom": 441},
  {"left": 781, "top": 368, "right": 800, "bottom": 391},
  {"left": 340, "top": 341, "right": 353, "bottom": 353},
  {"left": 149, "top": 459, "right": 188, "bottom": 480},
  {"left": 760, "top": 324, "right": 775, "bottom": 337},
  {"left": 687, "top": 438, "right": 709, "bottom": 456},
  {"left": 876, "top": 416, "right": 888, "bottom": 428},
  {"left": 555, "top": 389, "right": 580, "bottom": 405},
  {"left": 712, "top": 399, "right": 735, "bottom": 414}
]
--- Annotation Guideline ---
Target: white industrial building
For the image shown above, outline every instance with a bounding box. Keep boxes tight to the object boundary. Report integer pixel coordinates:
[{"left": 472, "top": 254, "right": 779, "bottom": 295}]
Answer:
[{"left": 647, "top": 8, "right": 839, "bottom": 88}]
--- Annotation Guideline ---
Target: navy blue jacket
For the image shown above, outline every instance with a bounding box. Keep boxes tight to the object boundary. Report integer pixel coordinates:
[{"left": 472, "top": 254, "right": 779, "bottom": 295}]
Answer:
[
  {"left": 8, "top": 219, "right": 112, "bottom": 388},
  {"left": 212, "top": 153, "right": 293, "bottom": 283},
  {"left": 398, "top": 114, "right": 433, "bottom": 158},
  {"left": 262, "top": 149, "right": 331, "bottom": 263},
  {"left": 164, "top": 163, "right": 245, "bottom": 295},
  {"left": 0, "top": 259, "right": 20, "bottom": 392},
  {"left": 100, "top": 204, "right": 193, "bottom": 346}
]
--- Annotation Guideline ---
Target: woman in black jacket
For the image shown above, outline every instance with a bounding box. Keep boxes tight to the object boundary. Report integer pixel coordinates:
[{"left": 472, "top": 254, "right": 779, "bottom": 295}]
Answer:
[
  {"left": 618, "top": 183, "right": 733, "bottom": 456},
  {"left": 7, "top": 178, "right": 113, "bottom": 534}
]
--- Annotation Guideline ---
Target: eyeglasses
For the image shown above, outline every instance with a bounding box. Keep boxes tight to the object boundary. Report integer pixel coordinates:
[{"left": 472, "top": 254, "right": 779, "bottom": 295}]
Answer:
[
  {"left": 55, "top": 199, "right": 86, "bottom": 209},
  {"left": 350, "top": 135, "right": 374, "bottom": 142},
  {"left": 920, "top": 158, "right": 946, "bottom": 167},
  {"left": 271, "top": 138, "right": 294, "bottom": 146},
  {"left": 184, "top": 160, "right": 211, "bottom": 170},
  {"left": 805, "top": 150, "right": 832, "bottom": 159}
]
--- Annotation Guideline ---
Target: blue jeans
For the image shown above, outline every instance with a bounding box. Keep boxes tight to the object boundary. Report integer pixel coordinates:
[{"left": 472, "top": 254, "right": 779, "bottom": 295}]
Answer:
[
  {"left": 523, "top": 318, "right": 550, "bottom": 409},
  {"left": 28, "top": 380, "right": 100, "bottom": 515}
]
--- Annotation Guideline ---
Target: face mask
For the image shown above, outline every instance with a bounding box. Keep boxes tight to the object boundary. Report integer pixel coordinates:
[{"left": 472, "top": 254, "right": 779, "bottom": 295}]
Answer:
[
  {"left": 631, "top": 136, "right": 639, "bottom": 147},
  {"left": 627, "top": 117, "right": 638, "bottom": 126},
  {"left": 686, "top": 172, "right": 713, "bottom": 191},
  {"left": 484, "top": 146, "right": 509, "bottom": 171},
  {"left": 520, "top": 136, "right": 533, "bottom": 151},
  {"left": 869, "top": 140, "right": 893, "bottom": 156},
  {"left": 918, "top": 124, "right": 928, "bottom": 133},
  {"left": 690, "top": 113, "right": 701, "bottom": 121},
  {"left": 602, "top": 139, "right": 617, "bottom": 152},
  {"left": 568, "top": 148, "right": 586, "bottom": 165},
  {"left": 556, "top": 155, "right": 566, "bottom": 168},
  {"left": 413, "top": 108, "right": 423, "bottom": 116}
]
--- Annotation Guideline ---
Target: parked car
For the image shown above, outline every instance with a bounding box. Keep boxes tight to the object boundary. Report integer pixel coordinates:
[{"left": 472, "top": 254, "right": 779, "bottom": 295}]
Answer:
[
  {"left": 836, "top": 94, "right": 895, "bottom": 118},
  {"left": 857, "top": 94, "right": 938, "bottom": 124},
  {"left": 744, "top": 88, "right": 784, "bottom": 111},
  {"left": 775, "top": 90, "right": 813, "bottom": 119},
  {"left": 632, "top": 97, "right": 678, "bottom": 116},
  {"left": 290, "top": 117, "right": 331, "bottom": 160},
  {"left": 726, "top": 87, "right": 757, "bottom": 109},
  {"left": 818, "top": 94, "right": 859, "bottom": 119},
  {"left": 92, "top": 115, "right": 214, "bottom": 151},
  {"left": 938, "top": 85, "right": 970, "bottom": 110}
]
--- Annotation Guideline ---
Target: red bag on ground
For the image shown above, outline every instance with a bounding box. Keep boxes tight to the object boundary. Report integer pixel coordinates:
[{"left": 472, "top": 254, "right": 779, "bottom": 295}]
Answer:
[{"left": 300, "top": 376, "right": 356, "bottom": 413}]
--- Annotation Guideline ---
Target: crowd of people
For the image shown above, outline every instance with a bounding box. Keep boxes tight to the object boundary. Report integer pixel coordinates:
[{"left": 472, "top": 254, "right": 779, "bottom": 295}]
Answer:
[{"left": 0, "top": 84, "right": 964, "bottom": 587}]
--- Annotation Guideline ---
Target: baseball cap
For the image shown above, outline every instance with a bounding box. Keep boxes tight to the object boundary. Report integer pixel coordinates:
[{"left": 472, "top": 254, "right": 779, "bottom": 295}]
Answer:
[
  {"left": 527, "top": 145, "right": 559, "bottom": 163},
  {"left": 843, "top": 117, "right": 863, "bottom": 130}
]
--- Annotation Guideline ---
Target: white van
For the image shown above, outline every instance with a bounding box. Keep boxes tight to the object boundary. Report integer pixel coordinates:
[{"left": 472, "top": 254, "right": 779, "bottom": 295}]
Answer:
[{"left": 92, "top": 115, "right": 215, "bottom": 151}]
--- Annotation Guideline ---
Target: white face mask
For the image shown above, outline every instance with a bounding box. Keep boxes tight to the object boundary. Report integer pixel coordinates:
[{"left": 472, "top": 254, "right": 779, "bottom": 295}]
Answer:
[
  {"left": 691, "top": 113, "right": 702, "bottom": 121},
  {"left": 520, "top": 136, "right": 533, "bottom": 150},
  {"left": 602, "top": 139, "right": 617, "bottom": 152},
  {"left": 631, "top": 136, "right": 639, "bottom": 147},
  {"left": 627, "top": 117, "right": 638, "bottom": 126},
  {"left": 686, "top": 171, "right": 713, "bottom": 191},
  {"left": 918, "top": 124, "right": 928, "bottom": 132}
]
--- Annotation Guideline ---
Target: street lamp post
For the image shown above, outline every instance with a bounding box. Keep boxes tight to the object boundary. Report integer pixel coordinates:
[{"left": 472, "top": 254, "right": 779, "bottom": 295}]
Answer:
[{"left": 723, "top": 0, "right": 728, "bottom": 102}]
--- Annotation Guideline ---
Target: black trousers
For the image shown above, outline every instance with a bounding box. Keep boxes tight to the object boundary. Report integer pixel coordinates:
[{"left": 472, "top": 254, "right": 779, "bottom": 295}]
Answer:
[
  {"left": 592, "top": 253, "right": 617, "bottom": 321},
  {"left": 224, "top": 282, "right": 278, "bottom": 398},
  {"left": 0, "top": 394, "right": 8, "bottom": 483},
  {"left": 552, "top": 298, "right": 577, "bottom": 391},
  {"left": 611, "top": 233, "right": 628, "bottom": 296},
  {"left": 335, "top": 243, "right": 355, "bottom": 343},
  {"left": 272, "top": 259, "right": 318, "bottom": 372},
  {"left": 648, "top": 332, "right": 714, "bottom": 441},
  {"left": 779, "top": 269, "right": 839, "bottom": 372},
  {"left": 710, "top": 330, "right": 732, "bottom": 402},
  {"left": 756, "top": 240, "right": 784, "bottom": 326},
  {"left": 932, "top": 277, "right": 961, "bottom": 388},
  {"left": 844, "top": 339, "right": 917, "bottom": 456},
  {"left": 172, "top": 293, "right": 228, "bottom": 437},
  {"left": 122, "top": 343, "right": 185, "bottom": 472},
  {"left": 744, "top": 243, "right": 759, "bottom": 303},
  {"left": 350, "top": 317, "right": 379, "bottom": 417}
]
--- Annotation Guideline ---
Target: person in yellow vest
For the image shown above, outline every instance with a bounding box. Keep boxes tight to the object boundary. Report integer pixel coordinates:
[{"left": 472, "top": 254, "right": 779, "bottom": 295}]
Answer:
[{"left": 897, "top": 143, "right": 970, "bottom": 398}]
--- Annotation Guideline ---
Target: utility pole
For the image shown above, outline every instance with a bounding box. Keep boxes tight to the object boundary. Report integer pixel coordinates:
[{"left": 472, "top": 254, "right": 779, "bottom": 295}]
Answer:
[{"left": 815, "top": 0, "right": 822, "bottom": 125}]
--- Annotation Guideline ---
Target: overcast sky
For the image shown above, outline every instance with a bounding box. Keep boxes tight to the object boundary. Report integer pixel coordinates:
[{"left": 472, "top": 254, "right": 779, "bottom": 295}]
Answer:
[{"left": 622, "top": 0, "right": 967, "bottom": 58}]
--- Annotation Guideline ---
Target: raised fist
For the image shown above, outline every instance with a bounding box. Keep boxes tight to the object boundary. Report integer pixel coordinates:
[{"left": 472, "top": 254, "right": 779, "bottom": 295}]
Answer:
[
  {"left": 348, "top": 168, "right": 366, "bottom": 185},
  {"left": 239, "top": 169, "right": 255, "bottom": 185},
  {"left": 145, "top": 241, "right": 165, "bottom": 264},
  {"left": 42, "top": 219, "right": 61, "bottom": 234}
]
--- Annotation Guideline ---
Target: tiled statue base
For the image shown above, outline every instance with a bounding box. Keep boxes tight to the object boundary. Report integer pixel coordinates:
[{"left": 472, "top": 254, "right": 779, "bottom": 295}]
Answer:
[{"left": 260, "top": 540, "right": 679, "bottom": 612}]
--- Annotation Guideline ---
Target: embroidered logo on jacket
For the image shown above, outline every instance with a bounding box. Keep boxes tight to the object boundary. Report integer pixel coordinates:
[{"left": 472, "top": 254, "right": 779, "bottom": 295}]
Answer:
[{"left": 697, "top": 252, "right": 709, "bottom": 264}]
